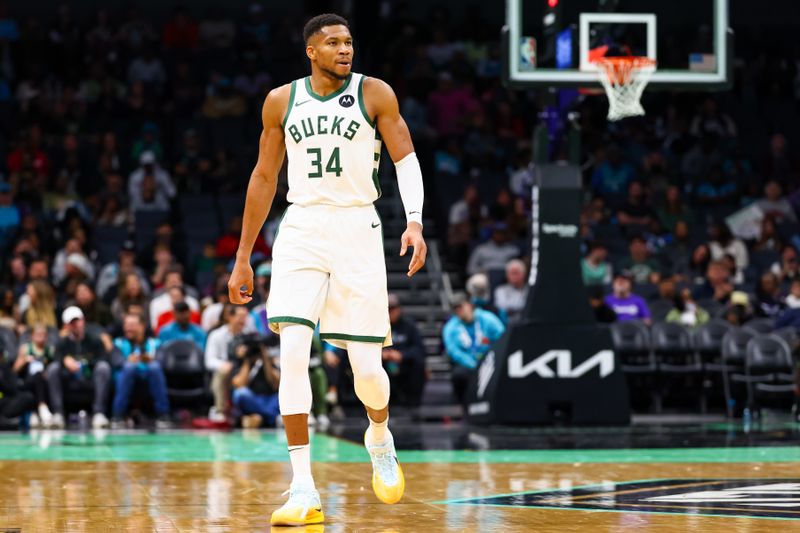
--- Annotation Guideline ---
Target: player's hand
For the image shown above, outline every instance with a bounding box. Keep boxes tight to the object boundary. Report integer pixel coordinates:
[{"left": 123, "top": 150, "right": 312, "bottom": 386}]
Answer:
[
  {"left": 228, "top": 259, "right": 254, "bottom": 304},
  {"left": 400, "top": 222, "right": 427, "bottom": 277}
]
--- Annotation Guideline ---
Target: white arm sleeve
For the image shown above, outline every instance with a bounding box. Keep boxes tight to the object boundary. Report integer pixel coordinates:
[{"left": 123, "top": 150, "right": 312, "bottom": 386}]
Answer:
[{"left": 395, "top": 152, "right": 424, "bottom": 226}]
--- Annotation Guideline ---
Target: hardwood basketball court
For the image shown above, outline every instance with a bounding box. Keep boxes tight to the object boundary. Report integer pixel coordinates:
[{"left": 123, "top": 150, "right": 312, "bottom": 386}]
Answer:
[{"left": 1, "top": 422, "right": 798, "bottom": 532}]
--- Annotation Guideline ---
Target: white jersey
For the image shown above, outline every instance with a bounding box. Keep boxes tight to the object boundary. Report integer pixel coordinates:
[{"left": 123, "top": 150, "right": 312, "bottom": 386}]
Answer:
[{"left": 282, "top": 72, "right": 381, "bottom": 207}]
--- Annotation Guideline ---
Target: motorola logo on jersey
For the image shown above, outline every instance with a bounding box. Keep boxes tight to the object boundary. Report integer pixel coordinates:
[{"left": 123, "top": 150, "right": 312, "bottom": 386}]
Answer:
[{"left": 339, "top": 94, "right": 355, "bottom": 107}]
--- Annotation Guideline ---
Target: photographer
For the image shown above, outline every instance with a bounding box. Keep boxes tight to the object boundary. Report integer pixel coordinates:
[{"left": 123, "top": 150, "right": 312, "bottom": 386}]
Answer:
[
  {"left": 205, "top": 305, "right": 249, "bottom": 422},
  {"left": 230, "top": 333, "right": 280, "bottom": 428}
]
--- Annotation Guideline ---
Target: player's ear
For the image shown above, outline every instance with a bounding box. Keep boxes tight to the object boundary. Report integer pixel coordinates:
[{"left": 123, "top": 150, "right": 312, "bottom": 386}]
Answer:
[{"left": 306, "top": 44, "right": 315, "bottom": 61}]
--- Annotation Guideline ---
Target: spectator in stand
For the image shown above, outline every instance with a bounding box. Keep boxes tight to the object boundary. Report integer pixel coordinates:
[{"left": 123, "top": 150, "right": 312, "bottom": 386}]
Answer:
[
  {"left": 604, "top": 272, "right": 652, "bottom": 324},
  {"left": 722, "top": 291, "right": 753, "bottom": 326},
  {"left": 148, "top": 267, "right": 199, "bottom": 330},
  {"left": 581, "top": 241, "right": 612, "bottom": 286},
  {"left": 130, "top": 171, "right": 170, "bottom": 212},
  {"left": 153, "top": 286, "right": 202, "bottom": 334},
  {"left": 96, "top": 240, "right": 150, "bottom": 303},
  {"left": 663, "top": 220, "right": 694, "bottom": 278},
  {"left": 70, "top": 282, "right": 113, "bottom": 328},
  {"left": 46, "top": 307, "right": 111, "bottom": 429},
  {"left": 21, "top": 280, "right": 56, "bottom": 331},
  {"left": 205, "top": 305, "right": 249, "bottom": 422},
  {"left": 756, "top": 180, "right": 797, "bottom": 223},
  {"left": 250, "top": 263, "right": 273, "bottom": 335},
  {"left": 617, "top": 235, "right": 662, "bottom": 285},
  {"left": 448, "top": 183, "right": 488, "bottom": 264},
  {"left": 590, "top": 145, "right": 635, "bottom": 207},
  {"left": 128, "top": 151, "right": 175, "bottom": 209},
  {"left": 466, "top": 223, "right": 520, "bottom": 276},
  {"left": 657, "top": 185, "right": 695, "bottom": 232},
  {"left": 112, "top": 272, "right": 150, "bottom": 326},
  {"left": 708, "top": 222, "right": 749, "bottom": 281},
  {"left": 589, "top": 285, "right": 617, "bottom": 323},
  {"left": 755, "top": 272, "right": 785, "bottom": 318},
  {"left": 0, "top": 358, "right": 35, "bottom": 423},
  {"left": 466, "top": 273, "right": 506, "bottom": 323},
  {"left": 12, "top": 323, "right": 54, "bottom": 428},
  {"left": 772, "top": 245, "right": 800, "bottom": 283},
  {"left": 201, "top": 77, "right": 246, "bottom": 119},
  {"left": 693, "top": 259, "right": 735, "bottom": 304},
  {"left": 617, "top": 181, "right": 655, "bottom": 230},
  {"left": 158, "top": 301, "right": 207, "bottom": 350},
  {"left": 494, "top": 259, "right": 528, "bottom": 325},
  {"left": 172, "top": 129, "right": 211, "bottom": 193},
  {"left": 683, "top": 135, "right": 724, "bottom": 183},
  {"left": 775, "top": 280, "right": 800, "bottom": 330},
  {"left": 690, "top": 98, "right": 737, "bottom": 139},
  {"left": 230, "top": 334, "right": 280, "bottom": 428},
  {"left": 761, "top": 133, "right": 798, "bottom": 187},
  {"left": 382, "top": 294, "right": 426, "bottom": 409},
  {"left": 753, "top": 215, "right": 783, "bottom": 253},
  {"left": 127, "top": 44, "right": 166, "bottom": 90},
  {"left": 427, "top": 71, "right": 476, "bottom": 137},
  {"left": 162, "top": 6, "right": 198, "bottom": 50},
  {"left": 443, "top": 292, "right": 505, "bottom": 406},
  {"left": 111, "top": 313, "right": 170, "bottom": 429},
  {"left": 216, "top": 215, "right": 270, "bottom": 261},
  {"left": 666, "top": 288, "right": 710, "bottom": 328},
  {"left": 0, "top": 181, "right": 20, "bottom": 252}
]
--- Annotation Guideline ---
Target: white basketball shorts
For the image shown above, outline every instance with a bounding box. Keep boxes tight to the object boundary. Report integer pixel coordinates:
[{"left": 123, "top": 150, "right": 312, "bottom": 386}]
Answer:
[{"left": 266, "top": 203, "right": 392, "bottom": 349}]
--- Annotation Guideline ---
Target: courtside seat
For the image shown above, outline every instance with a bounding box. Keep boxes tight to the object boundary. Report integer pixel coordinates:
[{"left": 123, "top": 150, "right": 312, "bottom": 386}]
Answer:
[
  {"left": 745, "top": 334, "right": 794, "bottom": 411},
  {"left": 721, "top": 328, "right": 755, "bottom": 417},
  {"left": 743, "top": 318, "right": 775, "bottom": 336},
  {"left": 157, "top": 340, "right": 209, "bottom": 409}
]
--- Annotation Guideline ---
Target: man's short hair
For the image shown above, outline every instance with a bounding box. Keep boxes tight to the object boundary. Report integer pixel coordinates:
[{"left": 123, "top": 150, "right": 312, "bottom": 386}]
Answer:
[
  {"left": 303, "top": 13, "right": 349, "bottom": 43},
  {"left": 124, "top": 312, "right": 146, "bottom": 325}
]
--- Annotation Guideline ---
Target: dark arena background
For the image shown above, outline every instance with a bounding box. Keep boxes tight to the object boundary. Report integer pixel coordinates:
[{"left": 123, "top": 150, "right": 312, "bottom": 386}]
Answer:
[{"left": 0, "top": 0, "right": 799, "bottom": 531}]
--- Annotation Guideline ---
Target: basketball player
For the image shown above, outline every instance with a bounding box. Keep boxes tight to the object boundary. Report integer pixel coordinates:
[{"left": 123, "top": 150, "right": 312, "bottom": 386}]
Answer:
[{"left": 228, "top": 13, "right": 427, "bottom": 527}]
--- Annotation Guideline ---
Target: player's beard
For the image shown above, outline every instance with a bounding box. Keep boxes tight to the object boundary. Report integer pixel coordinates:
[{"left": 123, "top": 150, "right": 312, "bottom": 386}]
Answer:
[{"left": 320, "top": 64, "right": 350, "bottom": 80}]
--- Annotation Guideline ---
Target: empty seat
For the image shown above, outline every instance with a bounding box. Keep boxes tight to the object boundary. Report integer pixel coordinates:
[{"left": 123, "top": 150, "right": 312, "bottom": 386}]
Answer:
[
  {"left": 651, "top": 322, "right": 700, "bottom": 373},
  {"left": 721, "top": 328, "right": 755, "bottom": 417},
  {"left": 694, "top": 319, "right": 733, "bottom": 367},
  {"left": 743, "top": 318, "right": 775, "bottom": 336},
  {"left": 157, "top": 340, "right": 208, "bottom": 407},
  {"left": 745, "top": 334, "right": 794, "bottom": 411},
  {"left": 610, "top": 321, "right": 653, "bottom": 373}
]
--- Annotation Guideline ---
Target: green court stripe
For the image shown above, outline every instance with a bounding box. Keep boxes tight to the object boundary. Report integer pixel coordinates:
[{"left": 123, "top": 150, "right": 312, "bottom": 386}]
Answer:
[
  {"left": 320, "top": 333, "right": 385, "bottom": 343},
  {"left": 357, "top": 76, "right": 374, "bottom": 126},
  {"left": 281, "top": 80, "right": 297, "bottom": 129},
  {"left": 269, "top": 316, "right": 315, "bottom": 329},
  {"left": 305, "top": 74, "right": 352, "bottom": 102}
]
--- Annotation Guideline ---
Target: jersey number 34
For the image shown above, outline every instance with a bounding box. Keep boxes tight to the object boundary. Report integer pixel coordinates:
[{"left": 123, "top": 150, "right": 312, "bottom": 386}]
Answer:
[{"left": 307, "top": 147, "right": 342, "bottom": 179}]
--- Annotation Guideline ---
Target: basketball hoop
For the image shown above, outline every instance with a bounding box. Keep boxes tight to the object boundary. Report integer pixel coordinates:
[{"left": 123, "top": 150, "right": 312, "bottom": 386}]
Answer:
[{"left": 593, "top": 57, "right": 656, "bottom": 121}]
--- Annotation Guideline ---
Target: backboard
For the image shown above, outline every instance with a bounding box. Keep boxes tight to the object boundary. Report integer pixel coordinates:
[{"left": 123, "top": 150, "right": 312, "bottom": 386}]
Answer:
[{"left": 503, "top": 0, "right": 732, "bottom": 89}]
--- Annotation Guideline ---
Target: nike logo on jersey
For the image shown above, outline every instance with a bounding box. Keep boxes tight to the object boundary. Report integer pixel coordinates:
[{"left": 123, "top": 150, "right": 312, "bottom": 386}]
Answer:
[
  {"left": 371, "top": 222, "right": 381, "bottom": 228},
  {"left": 294, "top": 99, "right": 311, "bottom": 107},
  {"left": 408, "top": 211, "right": 420, "bottom": 215}
]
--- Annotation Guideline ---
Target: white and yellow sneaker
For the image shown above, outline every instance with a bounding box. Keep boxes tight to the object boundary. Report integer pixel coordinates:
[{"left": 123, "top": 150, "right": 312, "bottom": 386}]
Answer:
[
  {"left": 365, "top": 430, "right": 405, "bottom": 504},
  {"left": 270, "top": 485, "right": 324, "bottom": 526}
]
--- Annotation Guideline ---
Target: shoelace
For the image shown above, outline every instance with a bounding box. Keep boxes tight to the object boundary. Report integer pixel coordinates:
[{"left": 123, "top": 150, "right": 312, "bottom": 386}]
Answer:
[
  {"left": 368, "top": 446, "right": 399, "bottom": 486},
  {"left": 281, "top": 487, "right": 320, "bottom": 518}
]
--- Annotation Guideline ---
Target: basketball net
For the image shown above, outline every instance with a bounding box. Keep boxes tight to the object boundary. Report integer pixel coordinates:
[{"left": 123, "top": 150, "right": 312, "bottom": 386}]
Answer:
[{"left": 594, "top": 57, "right": 656, "bottom": 121}]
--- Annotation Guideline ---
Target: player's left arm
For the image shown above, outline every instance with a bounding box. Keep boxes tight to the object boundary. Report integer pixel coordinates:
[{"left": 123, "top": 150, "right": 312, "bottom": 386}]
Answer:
[{"left": 364, "top": 77, "right": 427, "bottom": 277}]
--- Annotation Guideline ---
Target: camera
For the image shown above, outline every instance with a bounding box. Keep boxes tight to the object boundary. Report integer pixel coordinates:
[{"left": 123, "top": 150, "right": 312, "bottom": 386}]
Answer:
[{"left": 228, "top": 333, "right": 278, "bottom": 364}]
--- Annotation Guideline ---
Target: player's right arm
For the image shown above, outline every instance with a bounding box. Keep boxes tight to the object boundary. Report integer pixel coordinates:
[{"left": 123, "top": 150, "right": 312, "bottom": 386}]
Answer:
[{"left": 228, "top": 85, "right": 290, "bottom": 305}]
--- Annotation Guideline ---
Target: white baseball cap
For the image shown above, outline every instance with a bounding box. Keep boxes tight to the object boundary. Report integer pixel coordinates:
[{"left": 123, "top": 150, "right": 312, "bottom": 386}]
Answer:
[{"left": 61, "top": 306, "right": 84, "bottom": 324}]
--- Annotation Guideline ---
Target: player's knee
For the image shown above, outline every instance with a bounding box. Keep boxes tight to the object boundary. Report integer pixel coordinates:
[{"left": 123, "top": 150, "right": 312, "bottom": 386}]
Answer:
[{"left": 354, "top": 368, "right": 390, "bottom": 408}]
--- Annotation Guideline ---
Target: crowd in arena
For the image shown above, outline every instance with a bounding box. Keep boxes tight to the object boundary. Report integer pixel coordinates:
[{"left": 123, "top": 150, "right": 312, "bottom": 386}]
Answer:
[{"left": 0, "top": 2, "right": 797, "bottom": 427}]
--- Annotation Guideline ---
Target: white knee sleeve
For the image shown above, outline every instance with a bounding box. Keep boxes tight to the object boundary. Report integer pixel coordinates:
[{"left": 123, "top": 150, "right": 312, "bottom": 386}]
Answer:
[
  {"left": 278, "top": 324, "right": 314, "bottom": 415},
  {"left": 347, "top": 341, "right": 390, "bottom": 410}
]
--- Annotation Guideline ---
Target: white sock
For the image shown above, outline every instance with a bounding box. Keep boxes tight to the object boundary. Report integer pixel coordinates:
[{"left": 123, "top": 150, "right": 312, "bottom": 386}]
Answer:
[
  {"left": 288, "top": 444, "right": 314, "bottom": 489},
  {"left": 366, "top": 415, "right": 390, "bottom": 446}
]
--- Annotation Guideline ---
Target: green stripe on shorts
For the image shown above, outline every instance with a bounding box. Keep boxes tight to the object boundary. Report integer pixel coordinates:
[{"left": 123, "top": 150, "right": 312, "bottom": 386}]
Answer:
[
  {"left": 269, "top": 316, "right": 316, "bottom": 330},
  {"left": 319, "top": 333, "right": 385, "bottom": 343}
]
